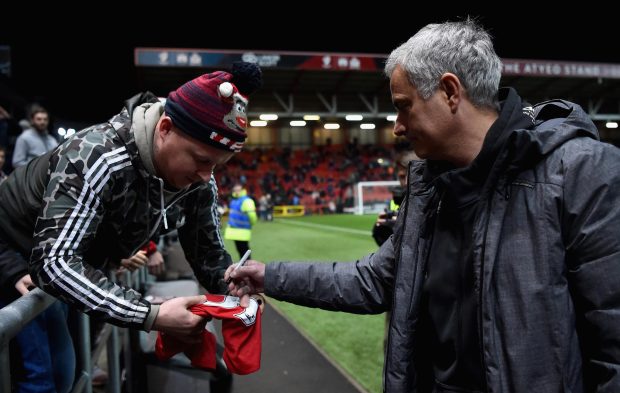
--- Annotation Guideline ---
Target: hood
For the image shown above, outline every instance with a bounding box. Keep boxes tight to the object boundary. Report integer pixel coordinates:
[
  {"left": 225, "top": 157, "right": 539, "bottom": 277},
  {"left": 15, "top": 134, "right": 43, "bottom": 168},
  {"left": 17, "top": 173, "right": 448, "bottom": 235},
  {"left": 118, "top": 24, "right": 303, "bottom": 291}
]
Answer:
[
  {"left": 481, "top": 88, "right": 599, "bottom": 199},
  {"left": 108, "top": 92, "right": 160, "bottom": 180},
  {"left": 125, "top": 91, "right": 160, "bottom": 119},
  {"left": 499, "top": 93, "right": 599, "bottom": 178}
]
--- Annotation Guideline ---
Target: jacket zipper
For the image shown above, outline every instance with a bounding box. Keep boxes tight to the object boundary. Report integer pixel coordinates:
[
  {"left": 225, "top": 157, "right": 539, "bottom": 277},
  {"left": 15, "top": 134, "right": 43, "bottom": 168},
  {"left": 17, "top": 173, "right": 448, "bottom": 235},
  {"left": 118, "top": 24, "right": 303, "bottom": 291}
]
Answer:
[
  {"left": 478, "top": 191, "right": 495, "bottom": 392},
  {"left": 384, "top": 161, "right": 415, "bottom": 391},
  {"left": 153, "top": 179, "right": 199, "bottom": 236},
  {"left": 130, "top": 180, "right": 200, "bottom": 256}
]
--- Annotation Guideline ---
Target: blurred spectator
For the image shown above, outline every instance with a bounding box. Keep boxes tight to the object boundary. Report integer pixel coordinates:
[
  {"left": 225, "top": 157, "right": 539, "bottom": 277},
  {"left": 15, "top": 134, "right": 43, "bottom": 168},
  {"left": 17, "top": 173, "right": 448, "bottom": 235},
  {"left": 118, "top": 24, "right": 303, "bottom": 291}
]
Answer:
[
  {"left": 258, "top": 194, "right": 268, "bottom": 221},
  {"left": 0, "top": 105, "right": 10, "bottom": 150},
  {"left": 224, "top": 184, "right": 258, "bottom": 258},
  {"left": 12, "top": 105, "right": 58, "bottom": 167},
  {"left": 291, "top": 193, "right": 300, "bottom": 206},
  {"left": 265, "top": 194, "right": 274, "bottom": 221},
  {"left": 372, "top": 136, "right": 419, "bottom": 247},
  {"left": 0, "top": 146, "right": 7, "bottom": 182}
]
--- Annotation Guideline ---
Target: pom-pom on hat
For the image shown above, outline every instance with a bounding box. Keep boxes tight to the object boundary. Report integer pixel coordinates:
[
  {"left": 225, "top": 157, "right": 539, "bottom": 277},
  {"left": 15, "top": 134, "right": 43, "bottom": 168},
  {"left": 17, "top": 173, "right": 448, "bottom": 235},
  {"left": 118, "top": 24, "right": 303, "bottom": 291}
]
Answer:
[{"left": 165, "top": 62, "right": 262, "bottom": 152}]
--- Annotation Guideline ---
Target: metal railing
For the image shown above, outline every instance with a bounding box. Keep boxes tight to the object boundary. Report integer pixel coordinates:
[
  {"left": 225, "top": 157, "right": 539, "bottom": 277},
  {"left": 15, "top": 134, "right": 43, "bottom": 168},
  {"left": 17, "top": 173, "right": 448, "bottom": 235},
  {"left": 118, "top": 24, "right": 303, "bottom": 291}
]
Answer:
[
  {"left": 0, "top": 289, "right": 57, "bottom": 392},
  {"left": 0, "top": 269, "right": 144, "bottom": 393}
]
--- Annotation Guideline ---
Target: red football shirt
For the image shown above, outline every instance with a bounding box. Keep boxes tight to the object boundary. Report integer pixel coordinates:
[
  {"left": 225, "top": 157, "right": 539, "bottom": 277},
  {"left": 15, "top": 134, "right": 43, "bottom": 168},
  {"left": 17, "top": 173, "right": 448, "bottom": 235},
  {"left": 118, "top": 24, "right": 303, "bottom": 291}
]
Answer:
[{"left": 155, "top": 294, "right": 262, "bottom": 374}]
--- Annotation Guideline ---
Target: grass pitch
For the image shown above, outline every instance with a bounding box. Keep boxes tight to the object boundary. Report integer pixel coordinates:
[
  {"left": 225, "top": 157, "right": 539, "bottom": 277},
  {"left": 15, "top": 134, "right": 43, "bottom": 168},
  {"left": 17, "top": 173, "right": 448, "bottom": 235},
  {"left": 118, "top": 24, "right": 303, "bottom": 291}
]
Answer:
[{"left": 223, "top": 214, "right": 385, "bottom": 393}]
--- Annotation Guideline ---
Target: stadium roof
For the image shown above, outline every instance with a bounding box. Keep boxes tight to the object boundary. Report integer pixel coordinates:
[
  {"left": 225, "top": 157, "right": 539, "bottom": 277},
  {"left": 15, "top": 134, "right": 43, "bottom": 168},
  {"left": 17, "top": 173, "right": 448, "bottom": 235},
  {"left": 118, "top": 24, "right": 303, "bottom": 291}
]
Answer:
[{"left": 135, "top": 49, "right": 620, "bottom": 145}]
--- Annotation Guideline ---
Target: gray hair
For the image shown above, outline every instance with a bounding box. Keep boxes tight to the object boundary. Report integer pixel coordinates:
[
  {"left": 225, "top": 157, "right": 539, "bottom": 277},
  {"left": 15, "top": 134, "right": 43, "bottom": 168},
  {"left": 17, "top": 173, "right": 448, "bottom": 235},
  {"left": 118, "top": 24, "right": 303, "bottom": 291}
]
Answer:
[{"left": 385, "top": 18, "right": 501, "bottom": 109}]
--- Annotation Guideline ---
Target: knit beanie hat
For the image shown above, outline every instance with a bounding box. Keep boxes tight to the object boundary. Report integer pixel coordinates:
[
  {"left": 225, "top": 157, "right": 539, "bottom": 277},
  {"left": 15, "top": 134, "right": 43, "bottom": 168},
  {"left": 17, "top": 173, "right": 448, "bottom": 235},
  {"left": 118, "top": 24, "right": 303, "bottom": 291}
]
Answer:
[{"left": 165, "top": 62, "right": 262, "bottom": 152}]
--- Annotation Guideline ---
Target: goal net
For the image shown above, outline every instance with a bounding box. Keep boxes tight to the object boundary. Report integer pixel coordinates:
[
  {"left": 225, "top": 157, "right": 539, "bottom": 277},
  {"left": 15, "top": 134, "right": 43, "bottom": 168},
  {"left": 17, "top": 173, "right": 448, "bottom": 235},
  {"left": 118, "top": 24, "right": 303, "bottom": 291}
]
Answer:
[{"left": 354, "top": 180, "right": 399, "bottom": 215}]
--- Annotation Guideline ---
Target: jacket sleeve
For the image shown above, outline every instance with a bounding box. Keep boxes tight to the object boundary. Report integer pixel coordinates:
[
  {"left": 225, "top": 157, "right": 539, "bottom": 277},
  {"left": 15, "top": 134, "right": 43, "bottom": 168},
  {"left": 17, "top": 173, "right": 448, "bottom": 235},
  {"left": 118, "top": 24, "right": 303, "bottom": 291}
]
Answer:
[
  {"left": 264, "top": 236, "right": 395, "bottom": 314},
  {"left": 563, "top": 140, "right": 620, "bottom": 390},
  {"left": 29, "top": 142, "right": 153, "bottom": 330},
  {"left": 178, "top": 177, "right": 232, "bottom": 294}
]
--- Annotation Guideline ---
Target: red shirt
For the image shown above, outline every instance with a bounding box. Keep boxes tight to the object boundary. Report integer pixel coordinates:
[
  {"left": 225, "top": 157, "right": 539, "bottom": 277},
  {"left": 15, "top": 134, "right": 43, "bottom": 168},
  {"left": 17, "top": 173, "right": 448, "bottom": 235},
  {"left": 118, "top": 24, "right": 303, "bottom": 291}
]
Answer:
[{"left": 155, "top": 294, "right": 262, "bottom": 374}]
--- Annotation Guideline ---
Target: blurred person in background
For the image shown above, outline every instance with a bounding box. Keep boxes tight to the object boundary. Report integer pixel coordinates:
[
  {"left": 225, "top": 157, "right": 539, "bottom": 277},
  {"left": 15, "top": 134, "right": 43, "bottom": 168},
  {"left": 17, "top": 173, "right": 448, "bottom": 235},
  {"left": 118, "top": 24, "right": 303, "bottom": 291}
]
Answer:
[
  {"left": 372, "top": 136, "right": 419, "bottom": 247},
  {"left": 12, "top": 104, "right": 58, "bottom": 168},
  {"left": 224, "top": 183, "right": 257, "bottom": 258},
  {"left": 0, "top": 145, "right": 7, "bottom": 182}
]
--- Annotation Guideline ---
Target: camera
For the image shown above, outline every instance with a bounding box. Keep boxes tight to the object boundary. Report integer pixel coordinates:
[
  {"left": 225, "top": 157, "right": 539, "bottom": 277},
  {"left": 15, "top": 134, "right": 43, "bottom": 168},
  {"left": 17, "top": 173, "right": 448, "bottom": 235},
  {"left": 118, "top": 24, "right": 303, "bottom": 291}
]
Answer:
[
  {"left": 390, "top": 185, "right": 406, "bottom": 206},
  {"left": 383, "top": 209, "right": 398, "bottom": 220}
]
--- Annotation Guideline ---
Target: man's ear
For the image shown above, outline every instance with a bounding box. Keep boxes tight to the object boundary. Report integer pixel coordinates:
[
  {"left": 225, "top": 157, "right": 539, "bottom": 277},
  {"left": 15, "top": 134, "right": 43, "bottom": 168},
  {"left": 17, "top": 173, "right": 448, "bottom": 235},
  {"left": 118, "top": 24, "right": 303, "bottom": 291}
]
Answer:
[
  {"left": 439, "top": 73, "right": 462, "bottom": 113},
  {"left": 157, "top": 115, "right": 174, "bottom": 141}
]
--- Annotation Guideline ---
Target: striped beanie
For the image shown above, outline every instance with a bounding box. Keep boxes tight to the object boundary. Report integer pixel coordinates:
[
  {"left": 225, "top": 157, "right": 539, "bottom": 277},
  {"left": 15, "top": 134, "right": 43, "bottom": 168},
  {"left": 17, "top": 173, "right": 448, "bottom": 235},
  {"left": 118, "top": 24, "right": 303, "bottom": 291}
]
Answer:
[{"left": 165, "top": 62, "right": 262, "bottom": 152}]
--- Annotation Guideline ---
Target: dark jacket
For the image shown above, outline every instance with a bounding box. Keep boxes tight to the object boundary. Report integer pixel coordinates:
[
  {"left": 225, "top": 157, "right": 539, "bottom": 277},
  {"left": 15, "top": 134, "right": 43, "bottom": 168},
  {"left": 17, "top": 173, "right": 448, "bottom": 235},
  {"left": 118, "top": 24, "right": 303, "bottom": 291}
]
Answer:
[
  {"left": 0, "top": 94, "right": 232, "bottom": 329},
  {"left": 265, "top": 90, "right": 620, "bottom": 392}
]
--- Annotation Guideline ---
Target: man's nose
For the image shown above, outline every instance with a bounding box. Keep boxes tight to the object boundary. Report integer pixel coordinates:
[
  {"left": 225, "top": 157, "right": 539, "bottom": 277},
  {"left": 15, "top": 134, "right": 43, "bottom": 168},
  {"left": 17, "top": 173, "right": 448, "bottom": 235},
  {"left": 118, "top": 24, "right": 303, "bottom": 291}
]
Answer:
[
  {"left": 393, "top": 121, "right": 406, "bottom": 136},
  {"left": 196, "top": 170, "right": 212, "bottom": 182},
  {"left": 196, "top": 165, "right": 215, "bottom": 182}
]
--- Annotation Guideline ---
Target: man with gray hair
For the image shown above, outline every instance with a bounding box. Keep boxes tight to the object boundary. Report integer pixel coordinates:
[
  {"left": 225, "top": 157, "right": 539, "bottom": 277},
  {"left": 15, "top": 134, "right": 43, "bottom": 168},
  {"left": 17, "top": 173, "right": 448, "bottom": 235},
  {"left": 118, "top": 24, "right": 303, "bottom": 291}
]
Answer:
[{"left": 226, "top": 19, "right": 620, "bottom": 392}]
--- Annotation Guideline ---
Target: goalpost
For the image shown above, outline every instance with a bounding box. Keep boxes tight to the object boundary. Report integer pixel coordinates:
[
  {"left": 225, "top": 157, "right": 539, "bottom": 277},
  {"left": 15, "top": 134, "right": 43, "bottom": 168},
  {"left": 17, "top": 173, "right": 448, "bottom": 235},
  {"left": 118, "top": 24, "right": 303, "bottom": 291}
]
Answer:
[{"left": 355, "top": 180, "right": 399, "bottom": 215}]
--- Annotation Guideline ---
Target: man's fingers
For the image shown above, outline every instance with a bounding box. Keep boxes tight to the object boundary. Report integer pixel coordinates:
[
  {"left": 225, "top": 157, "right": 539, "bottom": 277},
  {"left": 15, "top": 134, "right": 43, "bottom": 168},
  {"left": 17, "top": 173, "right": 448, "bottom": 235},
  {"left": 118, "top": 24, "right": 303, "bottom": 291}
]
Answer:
[
  {"left": 135, "top": 255, "right": 148, "bottom": 265},
  {"left": 184, "top": 295, "right": 207, "bottom": 306},
  {"left": 238, "top": 282, "right": 256, "bottom": 297},
  {"left": 224, "top": 265, "right": 235, "bottom": 281},
  {"left": 239, "top": 294, "right": 250, "bottom": 308},
  {"left": 15, "top": 282, "right": 27, "bottom": 296},
  {"left": 15, "top": 275, "right": 34, "bottom": 296},
  {"left": 229, "top": 263, "right": 257, "bottom": 280}
]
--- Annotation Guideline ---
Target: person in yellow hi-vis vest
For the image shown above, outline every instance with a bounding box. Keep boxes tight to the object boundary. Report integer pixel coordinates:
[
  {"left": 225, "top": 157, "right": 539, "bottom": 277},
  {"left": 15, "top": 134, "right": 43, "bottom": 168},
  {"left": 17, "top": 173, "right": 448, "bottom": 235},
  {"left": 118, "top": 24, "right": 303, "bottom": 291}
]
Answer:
[{"left": 225, "top": 184, "right": 257, "bottom": 258}]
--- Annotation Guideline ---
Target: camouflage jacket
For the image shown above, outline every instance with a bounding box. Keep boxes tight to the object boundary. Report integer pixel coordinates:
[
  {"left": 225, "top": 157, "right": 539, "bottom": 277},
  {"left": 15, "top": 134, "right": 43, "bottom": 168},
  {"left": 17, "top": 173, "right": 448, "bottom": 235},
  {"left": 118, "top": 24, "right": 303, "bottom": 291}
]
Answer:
[{"left": 0, "top": 93, "right": 232, "bottom": 329}]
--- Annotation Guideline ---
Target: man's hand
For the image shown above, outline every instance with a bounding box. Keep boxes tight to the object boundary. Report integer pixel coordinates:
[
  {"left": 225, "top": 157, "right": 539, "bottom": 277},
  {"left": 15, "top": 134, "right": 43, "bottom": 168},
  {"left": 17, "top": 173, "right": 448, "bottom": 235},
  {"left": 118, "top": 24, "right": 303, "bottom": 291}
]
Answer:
[
  {"left": 375, "top": 210, "right": 398, "bottom": 227},
  {"left": 372, "top": 210, "right": 398, "bottom": 246},
  {"left": 224, "top": 260, "right": 266, "bottom": 307},
  {"left": 15, "top": 274, "right": 34, "bottom": 296},
  {"left": 152, "top": 295, "right": 208, "bottom": 344},
  {"left": 120, "top": 250, "right": 148, "bottom": 272},
  {"left": 147, "top": 250, "right": 165, "bottom": 276}
]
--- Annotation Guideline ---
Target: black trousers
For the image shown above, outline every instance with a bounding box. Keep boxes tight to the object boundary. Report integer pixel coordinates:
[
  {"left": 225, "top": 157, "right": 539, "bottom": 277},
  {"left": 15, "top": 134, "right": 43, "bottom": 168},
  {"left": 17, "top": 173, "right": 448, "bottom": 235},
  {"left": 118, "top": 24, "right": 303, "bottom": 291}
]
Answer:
[{"left": 233, "top": 241, "right": 249, "bottom": 259}]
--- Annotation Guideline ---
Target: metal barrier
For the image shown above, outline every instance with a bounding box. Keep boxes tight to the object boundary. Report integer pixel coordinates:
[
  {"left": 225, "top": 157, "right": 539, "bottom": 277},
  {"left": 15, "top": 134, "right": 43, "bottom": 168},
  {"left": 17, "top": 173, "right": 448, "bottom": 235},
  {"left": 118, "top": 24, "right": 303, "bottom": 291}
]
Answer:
[
  {"left": 273, "top": 205, "right": 305, "bottom": 217},
  {"left": 0, "top": 289, "right": 56, "bottom": 393},
  {"left": 0, "top": 269, "right": 145, "bottom": 393}
]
